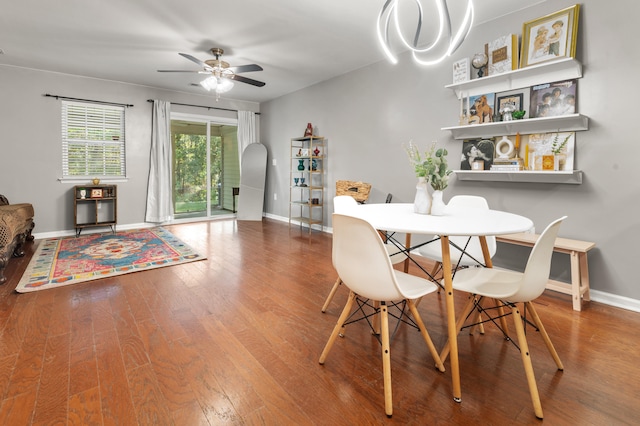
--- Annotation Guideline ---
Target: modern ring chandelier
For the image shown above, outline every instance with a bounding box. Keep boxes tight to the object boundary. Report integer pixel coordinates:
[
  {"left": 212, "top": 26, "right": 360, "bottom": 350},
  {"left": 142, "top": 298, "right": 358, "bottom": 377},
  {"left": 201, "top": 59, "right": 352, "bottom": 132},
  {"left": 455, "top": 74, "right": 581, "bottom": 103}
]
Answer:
[{"left": 377, "top": 0, "right": 475, "bottom": 65}]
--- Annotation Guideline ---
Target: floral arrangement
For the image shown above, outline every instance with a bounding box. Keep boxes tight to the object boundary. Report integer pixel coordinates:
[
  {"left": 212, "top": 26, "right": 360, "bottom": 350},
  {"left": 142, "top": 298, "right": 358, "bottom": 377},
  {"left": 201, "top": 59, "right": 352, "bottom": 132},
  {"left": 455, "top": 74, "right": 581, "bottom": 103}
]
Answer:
[{"left": 404, "top": 141, "right": 453, "bottom": 191}]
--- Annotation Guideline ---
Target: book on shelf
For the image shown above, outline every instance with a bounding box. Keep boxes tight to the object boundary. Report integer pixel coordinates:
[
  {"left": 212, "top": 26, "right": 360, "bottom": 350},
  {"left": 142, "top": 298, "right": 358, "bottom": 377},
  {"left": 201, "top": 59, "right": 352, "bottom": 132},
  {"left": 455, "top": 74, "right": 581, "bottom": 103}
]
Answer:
[{"left": 490, "top": 165, "right": 524, "bottom": 171}]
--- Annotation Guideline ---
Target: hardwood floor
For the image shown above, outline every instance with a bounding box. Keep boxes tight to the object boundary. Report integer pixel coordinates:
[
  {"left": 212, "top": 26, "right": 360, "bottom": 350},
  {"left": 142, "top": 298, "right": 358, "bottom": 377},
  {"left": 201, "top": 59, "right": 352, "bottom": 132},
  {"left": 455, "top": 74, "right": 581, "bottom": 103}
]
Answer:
[{"left": 0, "top": 218, "right": 638, "bottom": 425}]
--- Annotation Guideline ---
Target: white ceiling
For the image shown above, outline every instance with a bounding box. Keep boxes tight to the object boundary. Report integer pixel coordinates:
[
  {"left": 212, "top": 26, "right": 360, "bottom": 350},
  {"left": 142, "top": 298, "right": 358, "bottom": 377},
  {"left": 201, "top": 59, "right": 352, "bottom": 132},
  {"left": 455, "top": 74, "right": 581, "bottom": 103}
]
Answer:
[{"left": 0, "top": 0, "right": 537, "bottom": 104}]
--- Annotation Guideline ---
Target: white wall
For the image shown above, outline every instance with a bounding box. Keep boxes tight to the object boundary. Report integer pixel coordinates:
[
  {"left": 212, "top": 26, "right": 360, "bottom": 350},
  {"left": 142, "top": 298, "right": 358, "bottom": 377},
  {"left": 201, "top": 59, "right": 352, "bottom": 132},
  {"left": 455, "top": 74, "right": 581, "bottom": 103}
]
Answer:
[
  {"left": 0, "top": 66, "right": 259, "bottom": 233},
  {"left": 259, "top": 0, "right": 640, "bottom": 302}
]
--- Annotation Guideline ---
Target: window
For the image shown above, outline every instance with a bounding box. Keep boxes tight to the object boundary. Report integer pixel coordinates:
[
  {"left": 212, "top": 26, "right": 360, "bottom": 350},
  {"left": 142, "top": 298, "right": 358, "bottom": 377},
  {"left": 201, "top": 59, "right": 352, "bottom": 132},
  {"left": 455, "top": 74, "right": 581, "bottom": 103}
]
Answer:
[{"left": 61, "top": 101, "right": 126, "bottom": 179}]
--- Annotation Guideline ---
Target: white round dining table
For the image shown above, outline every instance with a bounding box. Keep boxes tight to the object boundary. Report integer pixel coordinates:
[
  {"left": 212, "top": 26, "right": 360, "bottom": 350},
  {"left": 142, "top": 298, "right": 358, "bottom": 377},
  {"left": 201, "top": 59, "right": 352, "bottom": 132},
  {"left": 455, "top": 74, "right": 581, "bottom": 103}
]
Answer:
[{"left": 337, "top": 202, "right": 533, "bottom": 403}]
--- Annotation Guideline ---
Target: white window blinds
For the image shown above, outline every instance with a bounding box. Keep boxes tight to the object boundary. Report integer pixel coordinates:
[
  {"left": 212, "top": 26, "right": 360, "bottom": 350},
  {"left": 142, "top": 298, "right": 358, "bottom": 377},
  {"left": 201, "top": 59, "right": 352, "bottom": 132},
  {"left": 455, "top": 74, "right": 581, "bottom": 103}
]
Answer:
[{"left": 61, "top": 101, "right": 126, "bottom": 178}]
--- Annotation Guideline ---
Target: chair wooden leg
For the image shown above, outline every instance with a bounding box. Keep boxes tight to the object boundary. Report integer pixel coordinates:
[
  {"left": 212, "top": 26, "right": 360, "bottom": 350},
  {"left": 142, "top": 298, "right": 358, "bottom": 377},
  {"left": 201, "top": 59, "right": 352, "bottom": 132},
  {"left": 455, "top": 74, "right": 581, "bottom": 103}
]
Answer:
[
  {"left": 439, "top": 294, "right": 477, "bottom": 364},
  {"left": 372, "top": 301, "right": 381, "bottom": 335},
  {"left": 495, "top": 299, "right": 510, "bottom": 337},
  {"left": 511, "top": 304, "right": 544, "bottom": 419},
  {"left": 380, "top": 302, "right": 393, "bottom": 417},
  {"left": 321, "top": 277, "right": 342, "bottom": 313},
  {"left": 526, "top": 302, "right": 564, "bottom": 370},
  {"left": 407, "top": 300, "right": 445, "bottom": 372},
  {"left": 431, "top": 262, "right": 442, "bottom": 292},
  {"left": 467, "top": 296, "right": 485, "bottom": 335},
  {"left": 319, "top": 291, "right": 356, "bottom": 364}
]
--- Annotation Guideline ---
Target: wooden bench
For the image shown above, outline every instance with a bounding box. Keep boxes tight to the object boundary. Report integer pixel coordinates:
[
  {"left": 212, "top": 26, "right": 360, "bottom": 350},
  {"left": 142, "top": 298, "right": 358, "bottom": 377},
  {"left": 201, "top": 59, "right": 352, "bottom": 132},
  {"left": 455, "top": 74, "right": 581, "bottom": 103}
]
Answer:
[{"left": 496, "top": 233, "right": 595, "bottom": 311}]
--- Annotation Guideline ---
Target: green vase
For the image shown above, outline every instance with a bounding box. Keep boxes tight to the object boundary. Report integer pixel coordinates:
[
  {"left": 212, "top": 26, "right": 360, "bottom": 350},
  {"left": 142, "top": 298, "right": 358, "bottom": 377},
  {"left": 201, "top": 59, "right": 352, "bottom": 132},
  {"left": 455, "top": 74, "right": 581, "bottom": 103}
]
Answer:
[{"left": 297, "top": 159, "right": 305, "bottom": 171}]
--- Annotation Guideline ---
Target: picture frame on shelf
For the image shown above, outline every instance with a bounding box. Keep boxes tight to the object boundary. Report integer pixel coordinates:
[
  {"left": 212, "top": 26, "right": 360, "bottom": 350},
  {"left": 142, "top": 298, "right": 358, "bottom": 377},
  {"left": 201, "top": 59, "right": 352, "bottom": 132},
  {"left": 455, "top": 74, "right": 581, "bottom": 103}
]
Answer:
[
  {"left": 460, "top": 139, "right": 495, "bottom": 171},
  {"left": 468, "top": 93, "right": 496, "bottom": 124},
  {"left": 527, "top": 132, "right": 575, "bottom": 171},
  {"left": 91, "top": 188, "right": 103, "bottom": 198},
  {"left": 530, "top": 79, "right": 577, "bottom": 118},
  {"left": 486, "top": 34, "right": 519, "bottom": 76},
  {"left": 452, "top": 57, "right": 470, "bottom": 84},
  {"left": 495, "top": 89, "right": 527, "bottom": 120},
  {"left": 520, "top": 4, "right": 580, "bottom": 68}
]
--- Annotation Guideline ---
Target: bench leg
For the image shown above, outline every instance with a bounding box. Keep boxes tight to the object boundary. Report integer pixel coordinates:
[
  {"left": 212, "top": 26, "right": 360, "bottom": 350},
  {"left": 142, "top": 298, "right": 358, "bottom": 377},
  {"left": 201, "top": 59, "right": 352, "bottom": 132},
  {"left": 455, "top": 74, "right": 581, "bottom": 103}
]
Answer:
[{"left": 570, "top": 251, "right": 591, "bottom": 311}]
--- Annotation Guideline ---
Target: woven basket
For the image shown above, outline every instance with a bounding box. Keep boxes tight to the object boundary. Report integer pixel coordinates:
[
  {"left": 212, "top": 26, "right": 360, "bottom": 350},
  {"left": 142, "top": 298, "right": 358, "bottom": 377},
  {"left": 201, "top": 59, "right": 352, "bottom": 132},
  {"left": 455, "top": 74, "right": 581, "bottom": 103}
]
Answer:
[{"left": 335, "top": 180, "right": 372, "bottom": 203}]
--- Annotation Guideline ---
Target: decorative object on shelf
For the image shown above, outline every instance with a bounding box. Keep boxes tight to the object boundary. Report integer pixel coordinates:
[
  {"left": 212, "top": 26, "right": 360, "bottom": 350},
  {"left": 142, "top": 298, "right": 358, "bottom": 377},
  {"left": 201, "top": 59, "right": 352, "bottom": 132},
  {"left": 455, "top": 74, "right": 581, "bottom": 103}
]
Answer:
[
  {"left": 377, "top": 0, "right": 474, "bottom": 66},
  {"left": 512, "top": 110, "right": 526, "bottom": 120},
  {"left": 496, "top": 136, "right": 515, "bottom": 158},
  {"left": 472, "top": 160, "right": 484, "bottom": 170},
  {"left": 92, "top": 178, "right": 100, "bottom": 185},
  {"left": 520, "top": 4, "right": 580, "bottom": 68},
  {"left": 469, "top": 93, "right": 495, "bottom": 124},
  {"left": 304, "top": 123, "right": 313, "bottom": 137},
  {"left": 471, "top": 53, "right": 488, "bottom": 78},
  {"left": 431, "top": 190, "right": 447, "bottom": 216},
  {"left": 311, "top": 159, "right": 318, "bottom": 171},
  {"left": 90, "top": 188, "right": 103, "bottom": 198},
  {"left": 300, "top": 177, "right": 306, "bottom": 187},
  {"left": 311, "top": 198, "right": 319, "bottom": 205},
  {"left": 296, "top": 148, "right": 302, "bottom": 157},
  {"left": 297, "top": 159, "right": 305, "bottom": 171},
  {"left": 294, "top": 177, "right": 299, "bottom": 186},
  {"left": 486, "top": 34, "right": 519, "bottom": 75},
  {"left": 495, "top": 88, "right": 529, "bottom": 120},
  {"left": 413, "top": 177, "right": 432, "bottom": 215},
  {"left": 453, "top": 57, "right": 470, "bottom": 83},
  {"left": 499, "top": 104, "right": 515, "bottom": 121},
  {"left": 461, "top": 139, "right": 495, "bottom": 171},
  {"left": 79, "top": 188, "right": 86, "bottom": 199},
  {"left": 313, "top": 146, "right": 320, "bottom": 156},
  {"left": 530, "top": 78, "right": 577, "bottom": 118}
]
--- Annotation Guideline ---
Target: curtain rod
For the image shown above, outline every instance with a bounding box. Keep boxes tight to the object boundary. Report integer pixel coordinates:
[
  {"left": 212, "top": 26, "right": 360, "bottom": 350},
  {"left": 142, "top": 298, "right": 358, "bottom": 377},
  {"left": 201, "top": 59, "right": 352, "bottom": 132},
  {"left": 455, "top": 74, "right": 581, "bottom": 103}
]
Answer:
[
  {"left": 44, "top": 94, "right": 134, "bottom": 108},
  {"left": 146, "top": 99, "right": 260, "bottom": 115}
]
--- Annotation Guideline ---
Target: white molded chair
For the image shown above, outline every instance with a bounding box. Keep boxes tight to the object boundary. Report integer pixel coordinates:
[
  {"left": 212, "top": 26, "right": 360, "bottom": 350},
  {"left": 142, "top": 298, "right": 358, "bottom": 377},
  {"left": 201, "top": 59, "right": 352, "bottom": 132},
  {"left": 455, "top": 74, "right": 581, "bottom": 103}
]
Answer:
[
  {"left": 319, "top": 214, "right": 445, "bottom": 417},
  {"left": 415, "top": 195, "right": 497, "bottom": 274},
  {"left": 321, "top": 196, "right": 407, "bottom": 312},
  {"left": 440, "top": 216, "right": 567, "bottom": 419}
]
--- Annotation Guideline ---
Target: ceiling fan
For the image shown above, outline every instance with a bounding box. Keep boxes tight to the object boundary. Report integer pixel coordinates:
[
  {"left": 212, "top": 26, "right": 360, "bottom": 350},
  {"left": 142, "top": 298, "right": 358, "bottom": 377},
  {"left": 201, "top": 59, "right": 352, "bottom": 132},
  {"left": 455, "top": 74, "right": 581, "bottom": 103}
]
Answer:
[{"left": 158, "top": 48, "right": 265, "bottom": 98}]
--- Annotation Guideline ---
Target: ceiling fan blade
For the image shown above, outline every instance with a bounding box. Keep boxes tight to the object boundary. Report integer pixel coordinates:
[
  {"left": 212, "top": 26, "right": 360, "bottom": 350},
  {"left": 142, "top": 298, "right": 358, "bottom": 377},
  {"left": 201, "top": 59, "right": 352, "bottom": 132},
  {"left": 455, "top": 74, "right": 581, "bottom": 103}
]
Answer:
[
  {"left": 229, "top": 74, "right": 266, "bottom": 87},
  {"left": 179, "top": 53, "right": 211, "bottom": 69},
  {"left": 157, "top": 70, "right": 209, "bottom": 73},
  {"left": 228, "top": 64, "right": 263, "bottom": 73}
]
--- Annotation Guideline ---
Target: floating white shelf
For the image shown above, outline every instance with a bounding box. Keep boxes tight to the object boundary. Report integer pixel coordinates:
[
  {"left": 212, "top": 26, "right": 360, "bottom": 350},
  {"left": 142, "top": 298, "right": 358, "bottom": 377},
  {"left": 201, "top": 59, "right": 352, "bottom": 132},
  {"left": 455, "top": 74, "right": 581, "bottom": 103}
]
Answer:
[
  {"left": 454, "top": 170, "right": 583, "bottom": 185},
  {"left": 446, "top": 58, "right": 582, "bottom": 98},
  {"left": 442, "top": 114, "right": 589, "bottom": 139}
]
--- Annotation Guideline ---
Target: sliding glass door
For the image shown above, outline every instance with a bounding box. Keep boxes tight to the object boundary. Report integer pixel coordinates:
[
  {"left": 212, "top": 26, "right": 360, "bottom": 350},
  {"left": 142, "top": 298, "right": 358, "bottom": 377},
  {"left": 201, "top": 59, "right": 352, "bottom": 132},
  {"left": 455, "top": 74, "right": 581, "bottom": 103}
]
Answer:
[{"left": 170, "top": 115, "right": 239, "bottom": 219}]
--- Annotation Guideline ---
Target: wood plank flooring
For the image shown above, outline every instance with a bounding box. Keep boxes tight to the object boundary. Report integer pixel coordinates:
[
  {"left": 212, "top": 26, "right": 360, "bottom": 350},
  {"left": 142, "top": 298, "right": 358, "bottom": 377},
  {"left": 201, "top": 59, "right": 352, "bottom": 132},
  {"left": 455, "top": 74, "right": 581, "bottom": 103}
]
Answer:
[{"left": 0, "top": 218, "right": 638, "bottom": 425}]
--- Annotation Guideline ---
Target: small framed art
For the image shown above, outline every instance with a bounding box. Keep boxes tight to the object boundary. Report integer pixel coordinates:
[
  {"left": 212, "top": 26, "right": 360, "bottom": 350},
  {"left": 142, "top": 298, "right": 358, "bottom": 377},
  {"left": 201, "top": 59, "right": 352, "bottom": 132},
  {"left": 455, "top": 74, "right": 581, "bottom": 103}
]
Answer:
[
  {"left": 91, "top": 188, "right": 103, "bottom": 198},
  {"left": 486, "top": 34, "right": 519, "bottom": 75},
  {"left": 452, "top": 57, "right": 470, "bottom": 84},
  {"left": 468, "top": 93, "right": 495, "bottom": 124},
  {"left": 530, "top": 79, "right": 577, "bottom": 118},
  {"left": 520, "top": 4, "right": 580, "bottom": 68},
  {"left": 461, "top": 139, "right": 495, "bottom": 171}
]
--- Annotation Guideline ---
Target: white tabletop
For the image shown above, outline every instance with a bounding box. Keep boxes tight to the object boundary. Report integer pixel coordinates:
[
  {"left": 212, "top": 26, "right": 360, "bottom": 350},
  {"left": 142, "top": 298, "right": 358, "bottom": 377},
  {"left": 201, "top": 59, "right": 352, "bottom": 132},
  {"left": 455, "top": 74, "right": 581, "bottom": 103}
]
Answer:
[{"left": 341, "top": 203, "right": 533, "bottom": 236}]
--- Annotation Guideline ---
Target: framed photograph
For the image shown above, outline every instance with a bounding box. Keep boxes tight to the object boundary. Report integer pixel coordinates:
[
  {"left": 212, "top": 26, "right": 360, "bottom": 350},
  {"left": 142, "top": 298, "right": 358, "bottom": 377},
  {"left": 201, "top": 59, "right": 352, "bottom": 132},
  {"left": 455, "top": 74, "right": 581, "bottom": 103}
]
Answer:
[
  {"left": 91, "top": 188, "right": 103, "bottom": 198},
  {"left": 468, "top": 93, "right": 495, "bottom": 124},
  {"left": 520, "top": 4, "right": 580, "bottom": 68},
  {"left": 530, "top": 79, "right": 577, "bottom": 118},
  {"left": 460, "top": 139, "right": 495, "bottom": 171}
]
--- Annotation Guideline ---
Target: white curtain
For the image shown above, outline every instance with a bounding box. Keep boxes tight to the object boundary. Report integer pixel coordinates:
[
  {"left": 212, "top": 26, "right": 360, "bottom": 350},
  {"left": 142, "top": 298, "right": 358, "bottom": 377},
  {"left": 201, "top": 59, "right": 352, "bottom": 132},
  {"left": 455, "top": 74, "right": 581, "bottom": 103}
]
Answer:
[
  {"left": 145, "top": 100, "right": 173, "bottom": 223},
  {"left": 237, "top": 111, "right": 257, "bottom": 170}
]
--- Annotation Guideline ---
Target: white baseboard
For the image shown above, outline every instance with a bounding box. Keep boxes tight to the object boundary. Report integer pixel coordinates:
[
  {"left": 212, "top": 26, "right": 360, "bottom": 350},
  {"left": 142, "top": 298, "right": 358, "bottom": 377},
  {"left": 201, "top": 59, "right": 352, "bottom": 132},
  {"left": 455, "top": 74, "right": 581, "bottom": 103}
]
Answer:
[{"left": 589, "top": 290, "right": 640, "bottom": 313}]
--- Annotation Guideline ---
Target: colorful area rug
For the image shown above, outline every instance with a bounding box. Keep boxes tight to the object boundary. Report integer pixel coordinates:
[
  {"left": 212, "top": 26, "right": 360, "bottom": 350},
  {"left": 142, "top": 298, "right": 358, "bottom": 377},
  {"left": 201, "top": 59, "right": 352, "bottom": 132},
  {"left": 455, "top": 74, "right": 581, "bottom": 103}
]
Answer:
[{"left": 16, "top": 227, "right": 205, "bottom": 293}]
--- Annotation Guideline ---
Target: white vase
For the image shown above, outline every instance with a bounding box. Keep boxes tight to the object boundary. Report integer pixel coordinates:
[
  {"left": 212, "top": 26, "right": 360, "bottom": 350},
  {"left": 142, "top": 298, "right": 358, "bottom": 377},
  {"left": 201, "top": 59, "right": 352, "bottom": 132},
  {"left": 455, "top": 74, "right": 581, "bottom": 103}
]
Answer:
[
  {"left": 431, "top": 190, "right": 447, "bottom": 216},
  {"left": 413, "top": 177, "right": 432, "bottom": 215}
]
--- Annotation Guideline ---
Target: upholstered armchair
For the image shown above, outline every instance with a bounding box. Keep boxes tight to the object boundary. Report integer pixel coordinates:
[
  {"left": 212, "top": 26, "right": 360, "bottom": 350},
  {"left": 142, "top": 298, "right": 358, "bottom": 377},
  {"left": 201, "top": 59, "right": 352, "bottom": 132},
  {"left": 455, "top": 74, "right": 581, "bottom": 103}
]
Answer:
[{"left": 0, "top": 195, "right": 35, "bottom": 284}]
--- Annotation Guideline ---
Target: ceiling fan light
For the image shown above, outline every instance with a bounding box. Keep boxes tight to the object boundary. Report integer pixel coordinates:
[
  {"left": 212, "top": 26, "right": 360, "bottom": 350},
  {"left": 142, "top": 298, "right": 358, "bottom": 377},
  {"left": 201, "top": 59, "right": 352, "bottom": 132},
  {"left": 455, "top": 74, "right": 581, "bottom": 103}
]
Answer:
[
  {"left": 216, "top": 78, "right": 234, "bottom": 93},
  {"left": 200, "top": 76, "right": 218, "bottom": 91}
]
